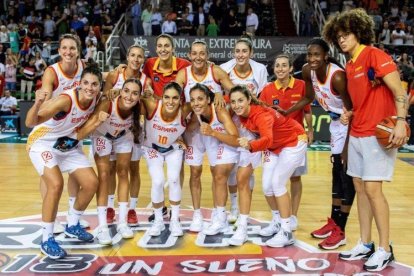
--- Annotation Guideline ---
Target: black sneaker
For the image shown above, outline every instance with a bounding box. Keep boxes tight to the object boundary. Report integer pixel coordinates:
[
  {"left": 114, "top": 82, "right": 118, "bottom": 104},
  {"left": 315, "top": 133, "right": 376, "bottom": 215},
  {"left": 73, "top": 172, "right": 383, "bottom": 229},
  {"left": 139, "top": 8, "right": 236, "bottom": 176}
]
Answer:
[{"left": 148, "top": 206, "right": 168, "bottom": 222}]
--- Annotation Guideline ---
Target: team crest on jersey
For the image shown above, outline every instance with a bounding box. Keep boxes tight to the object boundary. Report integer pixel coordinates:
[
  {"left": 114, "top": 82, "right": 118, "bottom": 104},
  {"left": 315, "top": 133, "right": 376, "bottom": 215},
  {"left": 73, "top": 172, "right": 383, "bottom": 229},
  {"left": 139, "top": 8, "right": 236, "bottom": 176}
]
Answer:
[
  {"left": 41, "top": 151, "right": 53, "bottom": 162},
  {"left": 0, "top": 209, "right": 412, "bottom": 275}
]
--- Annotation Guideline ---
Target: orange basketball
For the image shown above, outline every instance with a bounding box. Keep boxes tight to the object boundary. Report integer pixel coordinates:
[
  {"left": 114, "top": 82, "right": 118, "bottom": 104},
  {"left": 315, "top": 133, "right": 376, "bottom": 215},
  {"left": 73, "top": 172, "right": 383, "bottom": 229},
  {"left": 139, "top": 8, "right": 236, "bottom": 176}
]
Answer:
[{"left": 375, "top": 116, "right": 411, "bottom": 148}]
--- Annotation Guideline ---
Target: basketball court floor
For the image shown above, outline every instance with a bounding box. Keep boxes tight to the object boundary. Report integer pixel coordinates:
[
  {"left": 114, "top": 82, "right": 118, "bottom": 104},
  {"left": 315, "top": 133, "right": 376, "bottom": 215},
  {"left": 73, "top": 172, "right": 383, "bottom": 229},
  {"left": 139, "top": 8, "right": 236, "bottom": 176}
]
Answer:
[{"left": 0, "top": 134, "right": 413, "bottom": 275}]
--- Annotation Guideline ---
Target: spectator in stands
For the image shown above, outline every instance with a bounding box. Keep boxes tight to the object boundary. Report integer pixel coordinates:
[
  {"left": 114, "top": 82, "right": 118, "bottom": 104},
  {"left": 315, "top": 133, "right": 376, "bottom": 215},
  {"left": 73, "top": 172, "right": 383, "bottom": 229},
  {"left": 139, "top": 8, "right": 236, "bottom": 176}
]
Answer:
[
  {"left": 71, "top": 14, "right": 85, "bottom": 33},
  {"left": 0, "top": 44, "right": 4, "bottom": 64},
  {"left": 0, "top": 90, "right": 17, "bottom": 116},
  {"left": 5, "top": 48, "right": 19, "bottom": 66},
  {"left": 20, "top": 56, "right": 37, "bottom": 101},
  {"left": 102, "top": 13, "right": 114, "bottom": 44},
  {"left": 52, "top": 6, "right": 61, "bottom": 20},
  {"left": 162, "top": 14, "right": 177, "bottom": 35},
  {"left": 26, "top": 10, "right": 38, "bottom": 25},
  {"left": 203, "top": 0, "right": 212, "bottom": 15},
  {"left": 151, "top": 6, "right": 163, "bottom": 36},
  {"left": 390, "top": 2, "right": 399, "bottom": 21},
  {"left": 19, "top": 32, "right": 32, "bottom": 61},
  {"left": 246, "top": 7, "right": 258, "bottom": 36},
  {"left": 206, "top": 16, "right": 219, "bottom": 37},
  {"left": 397, "top": 52, "right": 414, "bottom": 81},
  {"left": 378, "top": 21, "right": 391, "bottom": 44},
  {"left": 194, "top": 6, "right": 207, "bottom": 36},
  {"left": 0, "top": 25, "right": 8, "bottom": 43},
  {"left": 370, "top": 9, "right": 383, "bottom": 39},
  {"left": 4, "top": 57, "right": 17, "bottom": 92},
  {"left": 300, "top": 4, "right": 313, "bottom": 36},
  {"left": 79, "top": 13, "right": 89, "bottom": 25},
  {"left": 131, "top": 0, "right": 143, "bottom": 36},
  {"left": 93, "top": 0, "right": 103, "bottom": 26},
  {"left": 43, "top": 14, "right": 56, "bottom": 39},
  {"left": 0, "top": 59, "right": 4, "bottom": 76},
  {"left": 0, "top": 73, "right": 4, "bottom": 98},
  {"left": 185, "top": 7, "right": 194, "bottom": 24},
  {"left": 221, "top": 9, "right": 239, "bottom": 36},
  {"left": 7, "top": 19, "right": 18, "bottom": 36},
  {"left": 178, "top": 13, "right": 193, "bottom": 36},
  {"left": 85, "top": 40, "right": 97, "bottom": 61},
  {"left": 142, "top": 4, "right": 153, "bottom": 36},
  {"left": 237, "top": 0, "right": 246, "bottom": 14},
  {"left": 405, "top": 25, "right": 413, "bottom": 45},
  {"left": 35, "top": 0, "right": 46, "bottom": 16},
  {"left": 56, "top": 13, "right": 70, "bottom": 37},
  {"left": 391, "top": 23, "right": 406, "bottom": 45},
  {"left": 85, "top": 29, "right": 98, "bottom": 47},
  {"left": 41, "top": 37, "right": 52, "bottom": 64}
]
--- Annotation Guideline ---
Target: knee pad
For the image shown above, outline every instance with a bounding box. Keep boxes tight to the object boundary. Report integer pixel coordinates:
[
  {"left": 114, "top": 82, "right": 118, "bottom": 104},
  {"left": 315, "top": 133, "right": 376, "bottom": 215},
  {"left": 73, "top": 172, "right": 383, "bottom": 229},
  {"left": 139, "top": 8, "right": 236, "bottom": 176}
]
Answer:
[
  {"left": 151, "top": 177, "right": 165, "bottom": 203},
  {"left": 331, "top": 154, "right": 344, "bottom": 199},
  {"left": 249, "top": 174, "right": 255, "bottom": 190},
  {"left": 227, "top": 169, "right": 237, "bottom": 187},
  {"left": 168, "top": 180, "right": 182, "bottom": 202},
  {"left": 340, "top": 170, "right": 355, "bottom": 206}
]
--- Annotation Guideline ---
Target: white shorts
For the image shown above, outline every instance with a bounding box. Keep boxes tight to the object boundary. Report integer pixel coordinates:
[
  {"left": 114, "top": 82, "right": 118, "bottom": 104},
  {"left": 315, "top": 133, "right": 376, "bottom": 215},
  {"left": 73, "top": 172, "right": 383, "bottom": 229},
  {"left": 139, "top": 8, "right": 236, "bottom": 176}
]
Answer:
[
  {"left": 184, "top": 130, "right": 238, "bottom": 166},
  {"left": 92, "top": 133, "right": 133, "bottom": 158},
  {"left": 143, "top": 146, "right": 184, "bottom": 167},
  {"left": 131, "top": 143, "right": 144, "bottom": 161},
  {"left": 347, "top": 136, "right": 397, "bottom": 182},
  {"left": 29, "top": 145, "right": 91, "bottom": 176},
  {"left": 262, "top": 141, "right": 307, "bottom": 196},
  {"left": 330, "top": 120, "right": 348, "bottom": 154},
  {"left": 291, "top": 152, "right": 308, "bottom": 177}
]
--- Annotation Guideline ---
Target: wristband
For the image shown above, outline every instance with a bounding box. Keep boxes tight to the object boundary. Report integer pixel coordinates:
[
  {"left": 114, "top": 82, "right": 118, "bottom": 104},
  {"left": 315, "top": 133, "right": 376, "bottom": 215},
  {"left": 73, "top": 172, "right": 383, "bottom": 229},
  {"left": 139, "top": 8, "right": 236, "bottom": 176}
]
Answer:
[{"left": 396, "top": 116, "right": 406, "bottom": 121}]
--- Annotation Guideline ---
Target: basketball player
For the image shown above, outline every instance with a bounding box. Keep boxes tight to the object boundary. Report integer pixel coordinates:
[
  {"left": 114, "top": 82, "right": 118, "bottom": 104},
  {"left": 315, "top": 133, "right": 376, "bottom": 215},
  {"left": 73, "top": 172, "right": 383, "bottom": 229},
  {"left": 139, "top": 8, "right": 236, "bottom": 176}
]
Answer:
[
  {"left": 323, "top": 8, "right": 408, "bottom": 271},
  {"left": 220, "top": 36, "right": 268, "bottom": 223},
  {"left": 188, "top": 83, "right": 239, "bottom": 235},
  {"left": 259, "top": 54, "right": 313, "bottom": 232},
  {"left": 229, "top": 85, "right": 307, "bottom": 248},
  {"left": 175, "top": 41, "right": 235, "bottom": 232},
  {"left": 26, "top": 66, "right": 103, "bottom": 259},
  {"left": 103, "top": 45, "right": 150, "bottom": 226},
  {"left": 300, "top": 38, "right": 355, "bottom": 250},
  {"left": 77, "top": 78, "right": 142, "bottom": 245},
  {"left": 38, "top": 34, "right": 88, "bottom": 233},
  {"left": 140, "top": 82, "right": 192, "bottom": 237}
]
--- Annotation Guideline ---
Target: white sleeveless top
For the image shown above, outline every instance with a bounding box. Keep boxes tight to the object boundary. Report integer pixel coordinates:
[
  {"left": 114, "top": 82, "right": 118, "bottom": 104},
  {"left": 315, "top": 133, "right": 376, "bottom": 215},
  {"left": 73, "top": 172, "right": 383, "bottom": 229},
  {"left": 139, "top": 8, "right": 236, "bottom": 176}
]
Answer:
[
  {"left": 310, "top": 63, "right": 344, "bottom": 115},
  {"left": 232, "top": 114, "right": 257, "bottom": 152},
  {"left": 112, "top": 68, "right": 148, "bottom": 92},
  {"left": 183, "top": 65, "right": 223, "bottom": 102},
  {"left": 27, "top": 89, "right": 97, "bottom": 151},
  {"left": 94, "top": 96, "right": 133, "bottom": 140},
  {"left": 144, "top": 101, "right": 186, "bottom": 150},
  {"left": 199, "top": 105, "right": 227, "bottom": 147},
  {"left": 49, "top": 60, "right": 84, "bottom": 98},
  {"left": 228, "top": 68, "right": 259, "bottom": 95}
]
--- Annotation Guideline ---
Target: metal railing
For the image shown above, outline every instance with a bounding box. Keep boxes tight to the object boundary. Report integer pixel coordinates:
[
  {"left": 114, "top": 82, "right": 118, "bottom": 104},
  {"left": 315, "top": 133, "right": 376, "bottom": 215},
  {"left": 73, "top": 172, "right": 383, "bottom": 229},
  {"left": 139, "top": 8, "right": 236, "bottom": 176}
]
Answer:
[
  {"left": 96, "top": 51, "right": 104, "bottom": 72},
  {"left": 105, "top": 13, "right": 127, "bottom": 68},
  {"left": 289, "top": 0, "right": 301, "bottom": 35}
]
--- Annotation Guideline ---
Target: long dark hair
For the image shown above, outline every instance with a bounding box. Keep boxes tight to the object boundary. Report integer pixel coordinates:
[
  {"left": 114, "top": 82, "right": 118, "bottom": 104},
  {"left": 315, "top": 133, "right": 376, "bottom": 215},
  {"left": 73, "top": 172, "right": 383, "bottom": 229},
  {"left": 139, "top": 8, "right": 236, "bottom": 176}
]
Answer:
[
  {"left": 229, "top": 85, "right": 265, "bottom": 106},
  {"left": 122, "top": 78, "right": 142, "bottom": 144},
  {"left": 189, "top": 83, "right": 215, "bottom": 104}
]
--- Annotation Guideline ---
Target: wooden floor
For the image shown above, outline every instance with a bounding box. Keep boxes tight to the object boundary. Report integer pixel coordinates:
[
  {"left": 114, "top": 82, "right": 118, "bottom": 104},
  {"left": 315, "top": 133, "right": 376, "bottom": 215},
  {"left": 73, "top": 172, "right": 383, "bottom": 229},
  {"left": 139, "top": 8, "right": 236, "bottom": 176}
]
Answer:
[{"left": 1, "top": 143, "right": 413, "bottom": 267}]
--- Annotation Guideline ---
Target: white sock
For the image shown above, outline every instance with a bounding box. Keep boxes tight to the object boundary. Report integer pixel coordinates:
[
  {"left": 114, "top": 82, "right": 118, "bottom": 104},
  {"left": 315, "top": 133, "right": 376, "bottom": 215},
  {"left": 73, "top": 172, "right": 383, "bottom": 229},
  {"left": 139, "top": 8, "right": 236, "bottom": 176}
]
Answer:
[
  {"left": 271, "top": 210, "right": 280, "bottom": 223},
  {"left": 216, "top": 206, "right": 226, "bottom": 221},
  {"left": 230, "top": 193, "right": 238, "bottom": 209},
  {"left": 154, "top": 207, "right": 163, "bottom": 221},
  {"left": 68, "top": 197, "right": 76, "bottom": 209},
  {"left": 118, "top": 202, "right": 128, "bottom": 224},
  {"left": 108, "top": 195, "right": 115, "bottom": 208},
  {"left": 238, "top": 214, "right": 249, "bottom": 227},
  {"left": 281, "top": 217, "right": 291, "bottom": 232},
  {"left": 97, "top": 206, "right": 107, "bottom": 227},
  {"left": 129, "top": 197, "right": 138, "bottom": 210},
  {"left": 42, "top": 221, "right": 54, "bottom": 242},
  {"left": 67, "top": 208, "right": 83, "bottom": 227},
  {"left": 170, "top": 204, "right": 180, "bottom": 221},
  {"left": 193, "top": 209, "right": 202, "bottom": 217}
]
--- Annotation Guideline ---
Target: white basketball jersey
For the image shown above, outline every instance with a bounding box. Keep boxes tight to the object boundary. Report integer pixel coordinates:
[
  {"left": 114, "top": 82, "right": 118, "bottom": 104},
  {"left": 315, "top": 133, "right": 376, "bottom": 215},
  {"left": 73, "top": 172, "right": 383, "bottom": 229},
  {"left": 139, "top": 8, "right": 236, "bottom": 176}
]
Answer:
[
  {"left": 232, "top": 114, "right": 257, "bottom": 152},
  {"left": 311, "top": 63, "right": 344, "bottom": 114},
  {"left": 199, "top": 105, "right": 227, "bottom": 146},
  {"left": 183, "top": 65, "right": 223, "bottom": 102},
  {"left": 112, "top": 69, "right": 147, "bottom": 93},
  {"left": 49, "top": 60, "right": 84, "bottom": 98},
  {"left": 94, "top": 96, "right": 133, "bottom": 139},
  {"left": 27, "top": 89, "right": 97, "bottom": 150},
  {"left": 228, "top": 68, "right": 259, "bottom": 95},
  {"left": 144, "top": 101, "right": 186, "bottom": 148}
]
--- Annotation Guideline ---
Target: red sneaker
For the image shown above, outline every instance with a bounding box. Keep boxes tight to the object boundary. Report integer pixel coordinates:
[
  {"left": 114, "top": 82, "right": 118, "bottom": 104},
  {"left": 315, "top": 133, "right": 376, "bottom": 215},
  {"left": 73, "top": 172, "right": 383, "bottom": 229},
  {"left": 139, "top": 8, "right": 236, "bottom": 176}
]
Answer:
[
  {"left": 127, "top": 209, "right": 139, "bottom": 226},
  {"left": 311, "top": 217, "right": 337, "bottom": 239},
  {"left": 107, "top": 207, "right": 115, "bottom": 225},
  {"left": 318, "top": 226, "right": 346, "bottom": 250}
]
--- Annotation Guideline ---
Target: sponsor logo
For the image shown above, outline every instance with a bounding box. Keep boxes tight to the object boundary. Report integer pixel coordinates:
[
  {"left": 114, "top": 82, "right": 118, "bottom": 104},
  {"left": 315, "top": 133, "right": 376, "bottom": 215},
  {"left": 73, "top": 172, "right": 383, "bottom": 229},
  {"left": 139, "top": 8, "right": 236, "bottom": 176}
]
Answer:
[{"left": 1, "top": 210, "right": 411, "bottom": 275}]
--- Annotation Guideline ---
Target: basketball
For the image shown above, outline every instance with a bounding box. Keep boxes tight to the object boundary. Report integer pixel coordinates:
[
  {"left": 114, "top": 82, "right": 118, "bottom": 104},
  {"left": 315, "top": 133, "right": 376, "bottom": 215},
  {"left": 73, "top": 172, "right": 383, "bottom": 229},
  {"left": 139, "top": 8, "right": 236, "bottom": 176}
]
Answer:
[{"left": 375, "top": 116, "right": 411, "bottom": 148}]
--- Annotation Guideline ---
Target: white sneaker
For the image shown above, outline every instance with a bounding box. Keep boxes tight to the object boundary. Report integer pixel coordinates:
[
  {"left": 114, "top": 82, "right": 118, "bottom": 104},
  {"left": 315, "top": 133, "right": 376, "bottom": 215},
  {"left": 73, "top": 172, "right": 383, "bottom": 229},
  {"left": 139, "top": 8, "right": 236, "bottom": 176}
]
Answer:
[
  {"left": 290, "top": 215, "right": 298, "bottom": 231},
  {"left": 228, "top": 224, "right": 248, "bottom": 246},
  {"left": 363, "top": 246, "right": 394, "bottom": 272},
  {"left": 53, "top": 221, "right": 65, "bottom": 234},
  {"left": 266, "top": 229, "right": 295, "bottom": 247},
  {"left": 228, "top": 207, "right": 239, "bottom": 224},
  {"left": 259, "top": 221, "right": 280, "bottom": 237},
  {"left": 148, "top": 220, "right": 165, "bottom": 236},
  {"left": 203, "top": 219, "right": 228, "bottom": 235},
  {"left": 95, "top": 226, "right": 112, "bottom": 245},
  {"left": 339, "top": 239, "right": 375, "bottom": 261},
  {"left": 189, "top": 212, "right": 203, "bottom": 232},
  {"left": 169, "top": 219, "right": 184, "bottom": 237},
  {"left": 117, "top": 223, "right": 134, "bottom": 239},
  {"left": 79, "top": 219, "right": 90, "bottom": 229}
]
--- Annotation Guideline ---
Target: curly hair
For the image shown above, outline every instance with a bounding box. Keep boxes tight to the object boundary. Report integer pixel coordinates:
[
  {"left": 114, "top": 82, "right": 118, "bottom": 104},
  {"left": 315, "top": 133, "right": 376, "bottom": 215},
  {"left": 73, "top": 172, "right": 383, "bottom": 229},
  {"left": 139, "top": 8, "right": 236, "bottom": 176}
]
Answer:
[{"left": 322, "top": 8, "right": 375, "bottom": 51}]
